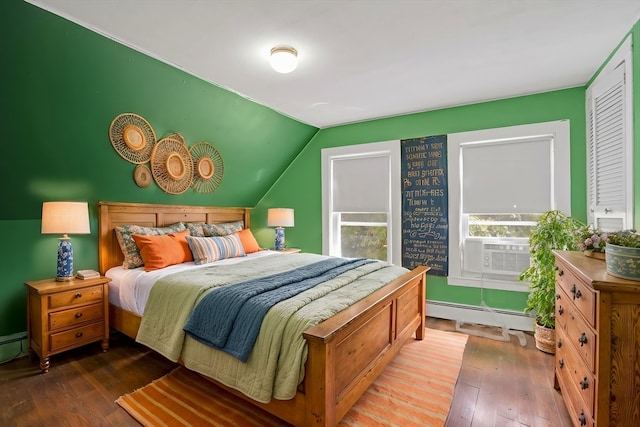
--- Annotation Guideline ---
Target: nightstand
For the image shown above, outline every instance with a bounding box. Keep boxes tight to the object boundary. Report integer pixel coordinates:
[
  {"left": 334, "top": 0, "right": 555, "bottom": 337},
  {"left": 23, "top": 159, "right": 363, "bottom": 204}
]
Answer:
[{"left": 25, "top": 276, "right": 111, "bottom": 373}]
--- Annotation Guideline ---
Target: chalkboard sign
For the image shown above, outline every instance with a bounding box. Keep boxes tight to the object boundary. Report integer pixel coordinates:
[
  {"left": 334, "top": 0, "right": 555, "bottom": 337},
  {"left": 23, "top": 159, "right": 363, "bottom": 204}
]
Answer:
[{"left": 401, "top": 135, "right": 448, "bottom": 276}]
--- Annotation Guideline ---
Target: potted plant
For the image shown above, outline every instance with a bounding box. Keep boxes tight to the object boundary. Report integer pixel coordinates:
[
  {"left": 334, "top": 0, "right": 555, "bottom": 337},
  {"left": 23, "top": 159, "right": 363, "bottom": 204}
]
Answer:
[
  {"left": 575, "top": 226, "right": 609, "bottom": 259},
  {"left": 519, "top": 210, "right": 583, "bottom": 353},
  {"left": 605, "top": 230, "right": 640, "bottom": 281}
]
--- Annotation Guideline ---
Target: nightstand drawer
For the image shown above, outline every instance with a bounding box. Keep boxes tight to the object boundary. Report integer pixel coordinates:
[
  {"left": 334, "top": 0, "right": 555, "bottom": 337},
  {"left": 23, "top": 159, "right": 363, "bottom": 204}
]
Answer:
[
  {"left": 48, "top": 285, "right": 104, "bottom": 309},
  {"left": 49, "top": 303, "right": 104, "bottom": 331},
  {"left": 49, "top": 322, "right": 105, "bottom": 352}
]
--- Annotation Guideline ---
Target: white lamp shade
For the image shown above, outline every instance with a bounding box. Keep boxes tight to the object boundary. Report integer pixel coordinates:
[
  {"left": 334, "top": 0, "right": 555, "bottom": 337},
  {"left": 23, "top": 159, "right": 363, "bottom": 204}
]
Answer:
[
  {"left": 267, "top": 208, "right": 295, "bottom": 227},
  {"left": 270, "top": 46, "right": 298, "bottom": 73},
  {"left": 41, "top": 201, "right": 90, "bottom": 235}
]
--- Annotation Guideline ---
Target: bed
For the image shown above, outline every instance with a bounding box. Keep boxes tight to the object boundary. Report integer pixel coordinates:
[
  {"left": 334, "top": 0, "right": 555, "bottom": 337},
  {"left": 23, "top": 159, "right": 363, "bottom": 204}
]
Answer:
[{"left": 98, "top": 201, "right": 429, "bottom": 426}]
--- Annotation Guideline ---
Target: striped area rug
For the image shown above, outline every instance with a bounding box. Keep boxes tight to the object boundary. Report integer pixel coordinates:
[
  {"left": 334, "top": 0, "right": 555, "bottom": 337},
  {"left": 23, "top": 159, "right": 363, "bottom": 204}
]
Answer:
[{"left": 116, "top": 328, "right": 468, "bottom": 427}]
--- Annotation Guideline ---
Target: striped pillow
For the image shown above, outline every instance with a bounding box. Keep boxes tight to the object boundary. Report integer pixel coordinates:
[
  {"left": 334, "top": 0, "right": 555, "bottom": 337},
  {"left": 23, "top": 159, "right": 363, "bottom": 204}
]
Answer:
[{"left": 186, "top": 234, "right": 246, "bottom": 265}]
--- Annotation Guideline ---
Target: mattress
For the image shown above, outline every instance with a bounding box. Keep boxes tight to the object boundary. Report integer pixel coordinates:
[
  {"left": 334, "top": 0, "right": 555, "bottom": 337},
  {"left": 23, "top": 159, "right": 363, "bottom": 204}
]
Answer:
[{"left": 106, "top": 250, "right": 280, "bottom": 315}]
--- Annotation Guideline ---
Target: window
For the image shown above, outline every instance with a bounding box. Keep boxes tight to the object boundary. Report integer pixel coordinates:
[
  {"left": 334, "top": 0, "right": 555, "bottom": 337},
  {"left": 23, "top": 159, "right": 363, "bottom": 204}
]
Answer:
[
  {"left": 586, "top": 35, "right": 634, "bottom": 231},
  {"left": 447, "top": 121, "right": 571, "bottom": 291},
  {"left": 321, "top": 140, "right": 401, "bottom": 264}
]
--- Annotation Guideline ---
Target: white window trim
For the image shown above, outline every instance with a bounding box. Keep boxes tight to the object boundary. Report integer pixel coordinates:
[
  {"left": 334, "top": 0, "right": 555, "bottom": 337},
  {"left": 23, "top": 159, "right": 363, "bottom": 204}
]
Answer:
[
  {"left": 321, "top": 140, "right": 402, "bottom": 265},
  {"left": 447, "top": 120, "right": 571, "bottom": 292}
]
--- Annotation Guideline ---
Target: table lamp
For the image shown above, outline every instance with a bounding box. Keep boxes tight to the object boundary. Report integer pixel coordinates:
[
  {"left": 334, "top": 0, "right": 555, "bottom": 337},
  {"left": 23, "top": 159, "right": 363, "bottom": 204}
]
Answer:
[
  {"left": 41, "top": 201, "right": 90, "bottom": 281},
  {"left": 267, "top": 208, "right": 294, "bottom": 251}
]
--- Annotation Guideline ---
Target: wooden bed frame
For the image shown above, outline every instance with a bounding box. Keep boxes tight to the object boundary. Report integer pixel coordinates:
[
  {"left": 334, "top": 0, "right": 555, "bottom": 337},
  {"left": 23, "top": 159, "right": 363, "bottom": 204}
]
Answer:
[{"left": 98, "top": 201, "right": 429, "bottom": 426}]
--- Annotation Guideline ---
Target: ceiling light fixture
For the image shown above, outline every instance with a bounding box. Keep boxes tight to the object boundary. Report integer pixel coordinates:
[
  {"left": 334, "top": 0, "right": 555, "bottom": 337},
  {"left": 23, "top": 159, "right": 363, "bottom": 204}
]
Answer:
[{"left": 270, "top": 46, "right": 298, "bottom": 73}]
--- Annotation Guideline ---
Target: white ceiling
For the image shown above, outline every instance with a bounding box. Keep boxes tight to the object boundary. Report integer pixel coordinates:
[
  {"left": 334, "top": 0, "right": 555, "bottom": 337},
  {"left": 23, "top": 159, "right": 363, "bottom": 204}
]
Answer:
[{"left": 26, "top": 0, "right": 640, "bottom": 128}]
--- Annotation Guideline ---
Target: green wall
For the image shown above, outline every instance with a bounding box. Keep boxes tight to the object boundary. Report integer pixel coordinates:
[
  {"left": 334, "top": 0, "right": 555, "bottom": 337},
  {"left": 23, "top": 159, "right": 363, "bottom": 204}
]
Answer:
[
  {"left": 256, "top": 19, "right": 640, "bottom": 314},
  {"left": 0, "top": 0, "right": 317, "bottom": 335},
  {"left": 255, "top": 88, "right": 587, "bottom": 313}
]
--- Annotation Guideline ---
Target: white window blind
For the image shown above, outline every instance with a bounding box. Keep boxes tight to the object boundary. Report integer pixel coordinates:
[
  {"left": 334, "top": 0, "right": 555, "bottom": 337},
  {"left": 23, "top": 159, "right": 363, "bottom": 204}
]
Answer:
[
  {"left": 331, "top": 155, "right": 390, "bottom": 212},
  {"left": 586, "top": 35, "right": 633, "bottom": 231},
  {"left": 461, "top": 137, "right": 552, "bottom": 214}
]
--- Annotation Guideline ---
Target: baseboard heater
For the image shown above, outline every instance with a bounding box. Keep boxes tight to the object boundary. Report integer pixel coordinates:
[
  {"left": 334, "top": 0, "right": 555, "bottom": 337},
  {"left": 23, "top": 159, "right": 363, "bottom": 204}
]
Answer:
[{"left": 426, "top": 300, "right": 534, "bottom": 332}]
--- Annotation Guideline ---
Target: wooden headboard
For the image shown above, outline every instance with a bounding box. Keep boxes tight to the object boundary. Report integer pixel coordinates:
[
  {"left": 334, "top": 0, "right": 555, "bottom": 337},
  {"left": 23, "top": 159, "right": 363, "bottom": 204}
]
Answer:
[{"left": 98, "top": 201, "right": 251, "bottom": 274}]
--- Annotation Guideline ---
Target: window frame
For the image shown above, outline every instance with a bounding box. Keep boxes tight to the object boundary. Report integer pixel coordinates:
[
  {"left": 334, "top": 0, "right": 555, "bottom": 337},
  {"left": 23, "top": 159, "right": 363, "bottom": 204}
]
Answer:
[
  {"left": 447, "top": 120, "right": 571, "bottom": 291},
  {"left": 321, "top": 140, "right": 401, "bottom": 265}
]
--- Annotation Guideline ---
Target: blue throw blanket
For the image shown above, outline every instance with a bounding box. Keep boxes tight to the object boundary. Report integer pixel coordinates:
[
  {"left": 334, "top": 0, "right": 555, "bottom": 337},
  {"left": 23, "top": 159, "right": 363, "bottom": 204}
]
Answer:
[{"left": 183, "top": 257, "right": 375, "bottom": 362}]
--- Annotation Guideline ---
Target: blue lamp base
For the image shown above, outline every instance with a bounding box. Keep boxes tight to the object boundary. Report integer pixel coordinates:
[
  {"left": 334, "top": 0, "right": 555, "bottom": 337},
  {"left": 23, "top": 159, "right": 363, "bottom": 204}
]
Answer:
[
  {"left": 56, "top": 236, "right": 75, "bottom": 281},
  {"left": 274, "top": 227, "right": 285, "bottom": 251}
]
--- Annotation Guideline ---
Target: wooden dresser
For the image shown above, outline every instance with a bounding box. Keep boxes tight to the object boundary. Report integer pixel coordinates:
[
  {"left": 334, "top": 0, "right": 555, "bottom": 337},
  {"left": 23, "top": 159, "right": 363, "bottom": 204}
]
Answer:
[
  {"left": 25, "top": 276, "right": 111, "bottom": 372},
  {"left": 553, "top": 250, "right": 640, "bottom": 427}
]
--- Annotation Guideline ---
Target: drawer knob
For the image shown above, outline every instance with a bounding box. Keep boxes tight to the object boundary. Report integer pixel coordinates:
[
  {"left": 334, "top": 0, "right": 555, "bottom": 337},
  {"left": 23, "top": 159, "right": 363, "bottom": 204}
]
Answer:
[
  {"left": 75, "top": 332, "right": 83, "bottom": 338},
  {"left": 570, "top": 284, "right": 576, "bottom": 297},
  {"left": 75, "top": 312, "right": 83, "bottom": 319},
  {"left": 75, "top": 293, "right": 82, "bottom": 299},
  {"left": 579, "top": 411, "right": 587, "bottom": 426},
  {"left": 580, "top": 377, "right": 589, "bottom": 390},
  {"left": 559, "top": 358, "right": 564, "bottom": 368},
  {"left": 557, "top": 339, "right": 562, "bottom": 348},
  {"left": 574, "top": 289, "right": 582, "bottom": 300},
  {"left": 558, "top": 306, "right": 564, "bottom": 316},
  {"left": 555, "top": 293, "right": 561, "bottom": 300},
  {"left": 558, "top": 269, "right": 564, "bottom": 276},
  {"left": 578, "top": 333, "right": 588, "bottom": 346}
]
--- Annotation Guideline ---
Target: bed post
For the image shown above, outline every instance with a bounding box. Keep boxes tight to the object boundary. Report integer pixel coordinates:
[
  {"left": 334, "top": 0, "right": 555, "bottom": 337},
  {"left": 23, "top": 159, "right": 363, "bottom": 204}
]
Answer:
[
  {"left": 304, "top": 336, "right": 335, "bottom": 426},
  {"left": 416, "top": 268, "right": 427, "bottom": 340}
]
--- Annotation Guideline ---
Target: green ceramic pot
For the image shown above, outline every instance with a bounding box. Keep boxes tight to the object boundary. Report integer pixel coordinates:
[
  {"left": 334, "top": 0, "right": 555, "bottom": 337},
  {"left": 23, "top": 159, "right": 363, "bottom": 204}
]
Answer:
[{"left": 606, "top": 244, "right": 640, "bottom": 281}]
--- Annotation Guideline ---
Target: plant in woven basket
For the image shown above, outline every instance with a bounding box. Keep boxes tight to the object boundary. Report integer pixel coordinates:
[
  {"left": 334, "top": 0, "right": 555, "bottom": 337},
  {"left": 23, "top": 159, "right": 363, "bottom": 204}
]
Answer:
[{"left": 519, "top": 210, "right": 583, "bottom": 330}]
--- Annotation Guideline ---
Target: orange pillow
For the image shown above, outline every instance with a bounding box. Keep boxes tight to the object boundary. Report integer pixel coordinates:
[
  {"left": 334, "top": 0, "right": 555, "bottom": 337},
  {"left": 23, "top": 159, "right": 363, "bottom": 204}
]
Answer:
[
  {"left": 132, "top": 230, "right": 193, "bottom": 271},
  {"left": 235, "top": 229, "right": 261, "bottom": 254}
]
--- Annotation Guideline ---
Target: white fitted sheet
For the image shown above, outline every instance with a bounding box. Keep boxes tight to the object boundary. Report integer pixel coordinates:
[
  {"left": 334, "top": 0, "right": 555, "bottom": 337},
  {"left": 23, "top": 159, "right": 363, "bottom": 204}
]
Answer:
[{"left": 106, "top": 250, "right": 280, "bottom": 316}]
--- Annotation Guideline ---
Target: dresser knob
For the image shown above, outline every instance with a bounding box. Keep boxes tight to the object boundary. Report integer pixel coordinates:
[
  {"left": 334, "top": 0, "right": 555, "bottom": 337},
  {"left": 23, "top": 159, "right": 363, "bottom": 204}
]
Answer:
[
  {"left": 555, "top": 293, "right": 561, "bottom": 300},
  {"left": 558, "top": 269, "right": 564, "bottom": 276},
  {"left": 75, "top": 293, "right": 82, "bottom": 299},
  {"left": 559, "top": 359, "right": 564, "bottom": 368},
  {"left": 557, "top": 339, "right": 562, "bottom": 348},
  {"left": 578, "top": 411, "right": 587, "bottom": 426},
  {"left": 580, "top": 377, "right": 589, "bottom": 389},
  {"left": 558, "top": 306, "right": 564, "bottom": 315},
  {"left": 75, "top": 312, "right": 83, "bottom": 319},
  {"left": 574, "top": 289, "right": 582, "bottom": 300},
  {"left": 578, "top": 333, "right": 588, "bottom": 346},
  {"left": 75, "top": 332, "right": 83, "bottom": 338},
  {"left": 570, "top": 284, "right": 577, "bottom": 297}
]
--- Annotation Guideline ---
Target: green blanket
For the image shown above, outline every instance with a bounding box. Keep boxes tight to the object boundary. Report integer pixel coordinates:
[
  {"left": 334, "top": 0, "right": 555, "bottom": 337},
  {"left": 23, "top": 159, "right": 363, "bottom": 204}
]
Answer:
[{"left": 136, "top": 253, "right": 409, "bottom": 403}]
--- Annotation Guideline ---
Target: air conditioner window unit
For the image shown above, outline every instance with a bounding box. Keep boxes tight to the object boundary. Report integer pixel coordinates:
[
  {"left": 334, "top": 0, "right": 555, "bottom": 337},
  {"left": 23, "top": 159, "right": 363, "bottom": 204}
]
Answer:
[{"left": 481, "top": 241, "right": 530, "bottom": 275}]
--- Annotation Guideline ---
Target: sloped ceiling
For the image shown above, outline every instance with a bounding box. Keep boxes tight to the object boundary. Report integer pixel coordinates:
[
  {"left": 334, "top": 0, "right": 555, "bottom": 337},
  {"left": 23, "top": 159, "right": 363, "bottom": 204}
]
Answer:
[{"left": 26, "top": 0, "right": 640, "bottom": 128}]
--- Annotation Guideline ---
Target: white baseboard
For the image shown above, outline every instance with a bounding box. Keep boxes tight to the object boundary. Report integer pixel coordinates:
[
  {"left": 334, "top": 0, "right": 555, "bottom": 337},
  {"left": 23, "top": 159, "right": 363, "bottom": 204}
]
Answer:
[{"left": 427, "top": 300, "right": 534, "bottom": 332}]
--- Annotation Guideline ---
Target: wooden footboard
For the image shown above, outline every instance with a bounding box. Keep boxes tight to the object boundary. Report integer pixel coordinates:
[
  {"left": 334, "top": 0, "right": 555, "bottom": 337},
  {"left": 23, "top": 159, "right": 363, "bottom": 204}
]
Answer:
[{"left": 302, "top": 265, "right": 428, "bottom": 426}]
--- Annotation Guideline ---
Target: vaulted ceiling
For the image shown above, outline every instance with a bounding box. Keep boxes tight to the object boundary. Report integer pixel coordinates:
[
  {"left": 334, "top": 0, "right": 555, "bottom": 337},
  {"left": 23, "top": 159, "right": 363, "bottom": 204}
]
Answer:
[{"left": 27, "top": 0, "right": 640, "bottom": 128}]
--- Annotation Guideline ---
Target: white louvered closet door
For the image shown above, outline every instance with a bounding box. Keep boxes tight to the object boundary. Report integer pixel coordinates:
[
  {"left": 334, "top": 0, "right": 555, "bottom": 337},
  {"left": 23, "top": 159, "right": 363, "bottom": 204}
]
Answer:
[{"left": 586, "top": 40, "right": 633, "bottom": 232}]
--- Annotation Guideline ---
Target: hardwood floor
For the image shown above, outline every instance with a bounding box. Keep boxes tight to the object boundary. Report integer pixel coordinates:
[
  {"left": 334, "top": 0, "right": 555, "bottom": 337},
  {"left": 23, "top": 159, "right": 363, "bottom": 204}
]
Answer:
[{"left": 0, "top": 318, "right": 572, "bottom": 426}]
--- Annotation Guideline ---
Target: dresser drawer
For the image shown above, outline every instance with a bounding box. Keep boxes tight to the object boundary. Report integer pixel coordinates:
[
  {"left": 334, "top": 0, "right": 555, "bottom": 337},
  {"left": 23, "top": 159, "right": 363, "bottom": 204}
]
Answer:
[
  {"left": 555, "top": 284, "right": 571, "bottom": 333},
  {"left": 564, "top": 306, "right": 597, "bottom": 371},
  {"left": 49, "top": 303, "right": 104, "bottom": 331},
  {"left": 556, "top": 262, "right": 596, "bottom": 327},
  {"left": 49, "top": 322, "right": 105, "bottom": 353},
  {"left": 48, "top": 285, "right": 104, "bottom": 309},
  {"left": 556, "top": 328, "right": 596, "bottom": 416}
]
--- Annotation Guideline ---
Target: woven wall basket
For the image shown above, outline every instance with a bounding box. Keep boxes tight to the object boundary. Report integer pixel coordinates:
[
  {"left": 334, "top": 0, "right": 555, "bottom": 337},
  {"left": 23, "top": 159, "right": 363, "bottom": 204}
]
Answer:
[
  {"left": 150, "top": 136, "right": 194, "bottom": 194},
  {"left": 109, "top": 113, "right": 157, "bottom": 164},
  {"left": 190, "top": 142, "right": 224, "bottom": 194}
]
